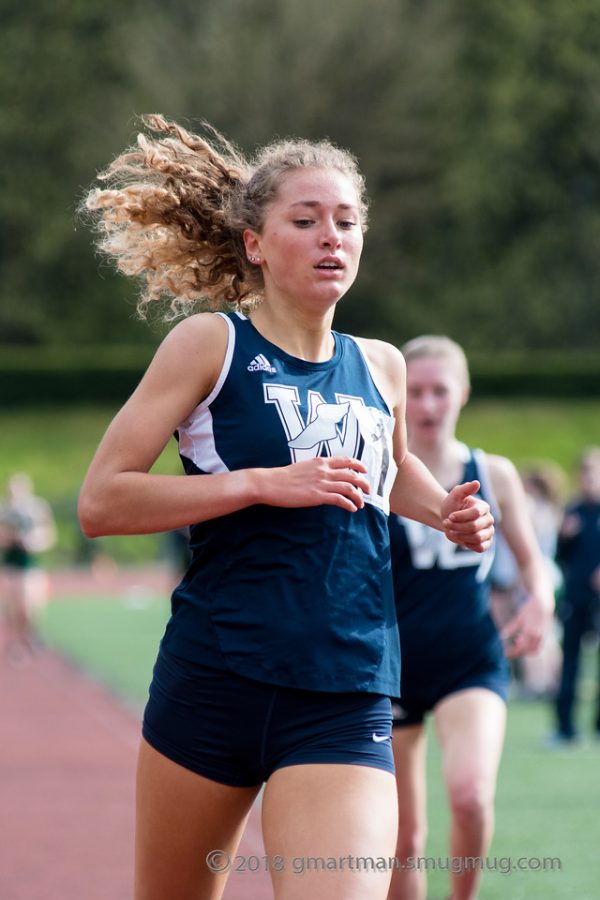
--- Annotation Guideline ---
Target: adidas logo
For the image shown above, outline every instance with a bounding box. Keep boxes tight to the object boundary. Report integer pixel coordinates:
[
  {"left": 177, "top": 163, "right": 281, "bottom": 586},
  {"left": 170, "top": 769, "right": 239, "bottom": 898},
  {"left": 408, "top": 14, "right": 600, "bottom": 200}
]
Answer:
[{"left": 247, "top": 354, "right": 276, "bottom": 373}]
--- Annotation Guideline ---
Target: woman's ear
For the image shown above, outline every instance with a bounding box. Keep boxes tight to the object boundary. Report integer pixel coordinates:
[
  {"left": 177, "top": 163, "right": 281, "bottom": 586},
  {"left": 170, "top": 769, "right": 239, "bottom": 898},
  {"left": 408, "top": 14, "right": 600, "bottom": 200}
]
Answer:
[{"left": 243, "top": 228, "right": 261, "bottom": 262}]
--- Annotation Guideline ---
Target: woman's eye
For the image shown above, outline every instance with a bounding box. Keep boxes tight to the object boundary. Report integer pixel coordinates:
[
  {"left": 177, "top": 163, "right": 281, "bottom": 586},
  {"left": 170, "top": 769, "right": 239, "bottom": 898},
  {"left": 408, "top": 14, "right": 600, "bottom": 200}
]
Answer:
[
  {"left": 293, "top": 218, "right": 314, "bottom": 227},
  {"left": 339, "top": 220, "right": 357, "bottom": 229}
]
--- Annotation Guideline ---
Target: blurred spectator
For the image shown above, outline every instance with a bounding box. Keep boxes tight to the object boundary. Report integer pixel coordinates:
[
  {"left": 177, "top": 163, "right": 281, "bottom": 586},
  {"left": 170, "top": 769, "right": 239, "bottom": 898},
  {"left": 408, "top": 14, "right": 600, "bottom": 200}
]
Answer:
[
  {"left": 521, "top": 464, "right": 566, "bottom": 580},
  {"left": 0, "top": 473, "right": 56, "bottom": 661},
  {"left": 550, "top": 448, "right": 600, "bottom": 744},
  {"left": 491, "top": 462, "right": 566, "bottom": 697}
]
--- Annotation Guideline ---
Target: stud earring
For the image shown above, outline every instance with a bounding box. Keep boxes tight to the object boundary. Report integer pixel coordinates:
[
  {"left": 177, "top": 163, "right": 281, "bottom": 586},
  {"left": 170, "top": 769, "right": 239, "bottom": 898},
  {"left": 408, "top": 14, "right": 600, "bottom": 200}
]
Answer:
[{"left": 248, "top": 256, "right": 261, "bottom": 264}]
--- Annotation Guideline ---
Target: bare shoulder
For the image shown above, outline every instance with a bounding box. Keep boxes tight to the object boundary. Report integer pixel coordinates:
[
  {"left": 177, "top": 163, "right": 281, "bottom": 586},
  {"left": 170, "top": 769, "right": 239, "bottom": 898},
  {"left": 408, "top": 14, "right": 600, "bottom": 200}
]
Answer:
[
  {"left": 486, "top": 453, "right": 522, "bottom": 505},
  {"left": 159, "top": 312, "right": 229, "bottom": 359},
  {"left": 353, "top": 337, "right": 406, "bottom": 409},
  {"left": 146, "top": 312, "right": 229, "bottom": 389},
  {"left": 354, "top": 336, "right": 405, "bottom": 371},
  {"left": 124, "top": 312, "right": 231, "bottom": 428}
]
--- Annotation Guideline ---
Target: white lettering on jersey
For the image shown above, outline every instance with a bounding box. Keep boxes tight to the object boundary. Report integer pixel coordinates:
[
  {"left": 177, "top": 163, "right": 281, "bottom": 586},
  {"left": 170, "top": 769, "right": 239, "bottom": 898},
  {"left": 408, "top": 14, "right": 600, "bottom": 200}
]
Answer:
[
  {"left": 263, "top": 384, "right": 397, "bottom": 512},
  {"left": 247, "top": 354, "right": 276, "bottom": 373},
  {"left": 401, "top": 518, "right": 494, "bottom": 582}
]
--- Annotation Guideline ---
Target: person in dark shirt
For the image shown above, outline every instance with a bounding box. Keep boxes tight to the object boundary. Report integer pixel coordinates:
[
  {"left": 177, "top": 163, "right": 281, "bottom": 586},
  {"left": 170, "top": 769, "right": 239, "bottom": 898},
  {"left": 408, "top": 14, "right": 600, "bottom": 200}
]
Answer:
[{"left": 552, "top": 447, "right": 600, "bottom": 743}]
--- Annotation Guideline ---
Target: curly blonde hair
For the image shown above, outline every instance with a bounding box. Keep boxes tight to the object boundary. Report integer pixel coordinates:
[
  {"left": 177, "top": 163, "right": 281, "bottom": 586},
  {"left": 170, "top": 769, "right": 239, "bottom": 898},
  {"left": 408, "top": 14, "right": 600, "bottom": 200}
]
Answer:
[{"left": 83, "top": 115, "right": 368, "bottom": 320}]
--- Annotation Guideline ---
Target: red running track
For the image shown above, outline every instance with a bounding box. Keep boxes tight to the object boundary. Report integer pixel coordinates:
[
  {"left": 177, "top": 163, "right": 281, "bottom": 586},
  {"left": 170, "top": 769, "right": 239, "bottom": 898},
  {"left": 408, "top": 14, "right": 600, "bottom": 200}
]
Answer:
[{"left": 0, "top": 640, "right": 272, "bottom": 900}]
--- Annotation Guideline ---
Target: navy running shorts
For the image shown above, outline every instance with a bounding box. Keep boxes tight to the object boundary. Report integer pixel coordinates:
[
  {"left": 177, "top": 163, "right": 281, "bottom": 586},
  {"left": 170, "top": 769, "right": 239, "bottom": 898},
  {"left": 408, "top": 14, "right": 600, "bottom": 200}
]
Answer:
[
  {"left": 392, "top": 659, "right": 509, "bottom": 728},
  {"left": 142, "top": 647, "right": 395, "bottom": 787}
]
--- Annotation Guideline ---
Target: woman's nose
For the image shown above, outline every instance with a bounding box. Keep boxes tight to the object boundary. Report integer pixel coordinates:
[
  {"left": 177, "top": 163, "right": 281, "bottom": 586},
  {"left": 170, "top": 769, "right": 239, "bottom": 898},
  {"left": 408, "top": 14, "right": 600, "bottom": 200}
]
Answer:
[
  {"left": 419, "top": 392, "right": 437, "bottom": 411},
  {"left": 319, "top": 223, "right": 342, "bottom": 248}
]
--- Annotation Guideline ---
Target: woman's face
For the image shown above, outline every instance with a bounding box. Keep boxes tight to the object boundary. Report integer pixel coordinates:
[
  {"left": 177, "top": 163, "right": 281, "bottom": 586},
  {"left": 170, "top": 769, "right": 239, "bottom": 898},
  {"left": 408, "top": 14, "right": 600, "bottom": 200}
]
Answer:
[
  {"left": 580, "top": 456, "right": 600, "bottom": 499},
  {"left": 405, "top": 356, "right": 467, "bottom": 445},
  {"left": 244, "top": 166, "right": 363, "bottom": 313}
]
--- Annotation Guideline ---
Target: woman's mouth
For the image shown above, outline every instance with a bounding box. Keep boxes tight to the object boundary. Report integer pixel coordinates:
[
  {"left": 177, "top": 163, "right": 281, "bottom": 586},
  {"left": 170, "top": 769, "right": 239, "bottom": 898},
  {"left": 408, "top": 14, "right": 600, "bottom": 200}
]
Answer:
[{"left": 315, "top": 256, "right": 344, "bottom": 272}]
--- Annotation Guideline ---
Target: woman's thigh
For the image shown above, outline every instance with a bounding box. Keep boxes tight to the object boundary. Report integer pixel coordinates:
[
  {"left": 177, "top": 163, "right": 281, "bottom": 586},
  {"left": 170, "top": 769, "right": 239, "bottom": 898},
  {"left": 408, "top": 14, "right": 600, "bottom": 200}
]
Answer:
[
  {"left": 434, "top": 687, "right": 506, "bottom": 805},
  {"left": 135, "top": 738, "right": 260, "bottom": 900},
  {"left": 262, "top": 762, "right": 398, "bottom": 900}
]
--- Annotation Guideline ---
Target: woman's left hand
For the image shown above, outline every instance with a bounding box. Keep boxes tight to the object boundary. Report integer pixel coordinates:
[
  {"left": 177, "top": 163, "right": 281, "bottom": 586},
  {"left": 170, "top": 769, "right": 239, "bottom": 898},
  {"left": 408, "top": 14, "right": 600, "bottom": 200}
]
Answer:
[
  {"left": 441, "top": 480, "right": 495, "bottom": 553},
  {"left": 500, "top": 593, "right": 553, "bottom": 658}
]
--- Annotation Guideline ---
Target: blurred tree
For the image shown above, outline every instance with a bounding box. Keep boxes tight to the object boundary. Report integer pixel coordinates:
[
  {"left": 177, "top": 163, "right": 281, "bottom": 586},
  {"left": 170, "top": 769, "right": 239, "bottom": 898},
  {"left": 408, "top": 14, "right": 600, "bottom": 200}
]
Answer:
[
  {"left": 412, "top": 0, "right": 600, "bottom": 349},
  {"left": 116, "top": 0, "right": 457, "bottom": 340},
  {"left": 0, "top": 0, "right": 150, "bottom": 345},
  {"left": 1, "top": 0, "right": 599, "bottom": 353}
]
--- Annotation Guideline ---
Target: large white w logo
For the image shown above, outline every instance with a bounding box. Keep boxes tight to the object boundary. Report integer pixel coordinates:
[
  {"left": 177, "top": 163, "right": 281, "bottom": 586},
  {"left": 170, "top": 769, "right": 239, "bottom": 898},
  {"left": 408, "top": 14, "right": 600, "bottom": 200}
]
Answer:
[
  {"left": 264, "top": 384, "right": 397, "bottom": 512},
  {"left": 264, "top": 384, "right": 362, "bottom": 461}
]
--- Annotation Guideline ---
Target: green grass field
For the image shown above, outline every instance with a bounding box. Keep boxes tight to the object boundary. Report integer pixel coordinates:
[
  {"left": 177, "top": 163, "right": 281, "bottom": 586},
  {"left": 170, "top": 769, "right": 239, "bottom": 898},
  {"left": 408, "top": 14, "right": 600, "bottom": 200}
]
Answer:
[
  {"left": 38, "top": 594, "right": 600, "bottom": 900},
  {"left": 1, "top": 398, "right": 598, "bottom": 567}
]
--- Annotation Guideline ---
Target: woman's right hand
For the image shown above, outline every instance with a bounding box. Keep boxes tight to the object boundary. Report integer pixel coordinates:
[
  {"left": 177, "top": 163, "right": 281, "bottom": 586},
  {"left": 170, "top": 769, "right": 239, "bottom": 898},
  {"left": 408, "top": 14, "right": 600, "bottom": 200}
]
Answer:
[{"left": 253, "top": 456, "right": 371, "bottom": 513}]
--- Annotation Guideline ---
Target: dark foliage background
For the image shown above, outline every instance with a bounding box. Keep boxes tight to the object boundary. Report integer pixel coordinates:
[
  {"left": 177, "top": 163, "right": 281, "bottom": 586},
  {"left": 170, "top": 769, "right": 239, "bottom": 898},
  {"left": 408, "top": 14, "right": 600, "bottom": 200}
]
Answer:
[{"left": 2, "top": 0, "right": 600, "bottom": 358}]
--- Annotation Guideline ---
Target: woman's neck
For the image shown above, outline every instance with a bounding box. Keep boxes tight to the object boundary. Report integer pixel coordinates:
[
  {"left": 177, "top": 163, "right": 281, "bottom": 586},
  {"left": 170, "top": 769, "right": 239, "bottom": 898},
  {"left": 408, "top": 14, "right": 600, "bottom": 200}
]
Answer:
[
  {"left": 249, "top": 300, "right": 336, "bottom": 362},
  {"left": 409, "top": 437, "right": 465, "bottom": 488}
]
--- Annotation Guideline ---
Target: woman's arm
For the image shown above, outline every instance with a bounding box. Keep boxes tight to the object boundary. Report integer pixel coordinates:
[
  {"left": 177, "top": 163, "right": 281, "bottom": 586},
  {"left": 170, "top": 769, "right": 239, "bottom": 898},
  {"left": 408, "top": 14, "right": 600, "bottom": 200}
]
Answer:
[
  {"left": 357, "top": 338, "right": 494, "bottom": 552},
  {"left": 78, "top": 315, "right": 371, "bottom": 537},
  {"left": 487, "top": 455, "right": 555, "bottom": 657}
]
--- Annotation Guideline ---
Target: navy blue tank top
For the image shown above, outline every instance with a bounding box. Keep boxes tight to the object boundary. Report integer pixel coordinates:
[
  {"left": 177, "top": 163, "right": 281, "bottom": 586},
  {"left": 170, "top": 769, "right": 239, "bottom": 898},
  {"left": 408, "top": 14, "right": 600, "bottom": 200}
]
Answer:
[
  {"left": 389, "top": 446, "right": 502, "bottom": 677},
  {"left": 161, "top": 312, "right": 400, "bottom": 694}
]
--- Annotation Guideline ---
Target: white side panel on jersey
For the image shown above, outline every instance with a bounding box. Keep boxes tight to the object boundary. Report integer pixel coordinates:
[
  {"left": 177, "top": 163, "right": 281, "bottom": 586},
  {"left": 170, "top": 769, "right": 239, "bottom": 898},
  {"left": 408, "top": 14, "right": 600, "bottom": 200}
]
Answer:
[
  {"left": 176, "top": 313, "right": 234, "bottom": 474},
  {"left": 178, "top": 406, "right": 230, "bottom": 474},
  {"left": 344, "top": 334, "right": 394, "bottom": 417},
  {"left": 471, "top": 446, "right": 502, "bottom": 523}
]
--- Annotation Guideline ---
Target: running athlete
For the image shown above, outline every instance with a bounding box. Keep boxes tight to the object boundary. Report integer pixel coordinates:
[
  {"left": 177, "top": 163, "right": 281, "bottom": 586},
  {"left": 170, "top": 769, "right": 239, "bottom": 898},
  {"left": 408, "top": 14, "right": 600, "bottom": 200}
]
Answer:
[
  {"left": 78, "top": 117, "right": 494, "bottom": 900},
  {"left": 0, "top": 473, "right": 56, "bottom": 660},
  {"left": 387, "top": 336, "right": 554, "bottom": 900}
]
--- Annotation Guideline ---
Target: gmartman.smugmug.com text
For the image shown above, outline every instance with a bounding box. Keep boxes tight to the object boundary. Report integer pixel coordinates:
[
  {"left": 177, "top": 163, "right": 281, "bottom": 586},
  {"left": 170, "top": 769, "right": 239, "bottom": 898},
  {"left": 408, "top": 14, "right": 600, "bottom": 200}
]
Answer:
[{"left": 205, "top": 850, "right": 562, "bottom": 876}]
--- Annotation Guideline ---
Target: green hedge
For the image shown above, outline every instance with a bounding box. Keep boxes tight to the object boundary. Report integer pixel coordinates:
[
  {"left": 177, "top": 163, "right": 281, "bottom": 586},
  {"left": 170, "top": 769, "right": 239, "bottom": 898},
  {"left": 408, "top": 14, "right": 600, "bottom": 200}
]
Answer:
[
  {"left": 467, "top": 351, "right": 600, "bottom": 397},
  {"left": 0, "top": 346, "right": 598, "bottom": 405},
  {"left": 0, "top": 345, "right": 156, "bottom": 406}
]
